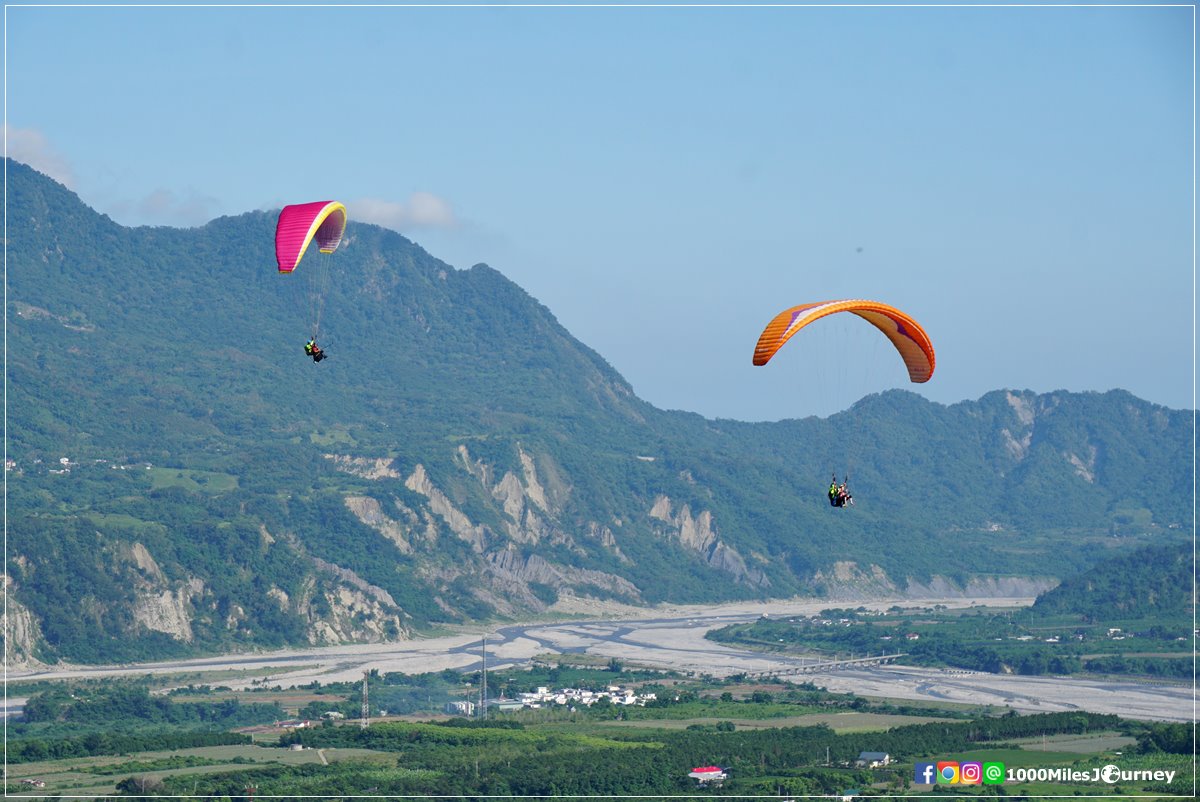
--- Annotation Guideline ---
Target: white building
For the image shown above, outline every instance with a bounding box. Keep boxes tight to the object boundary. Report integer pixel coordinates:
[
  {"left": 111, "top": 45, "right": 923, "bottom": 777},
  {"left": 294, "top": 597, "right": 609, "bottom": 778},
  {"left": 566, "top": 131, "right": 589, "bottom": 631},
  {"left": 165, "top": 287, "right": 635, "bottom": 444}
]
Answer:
[
  {"left": 855, "top": 751, "right": 890, "bottom": 768},
  {"left": 445, "top": 700, "right": 476, "bottom": 716}
]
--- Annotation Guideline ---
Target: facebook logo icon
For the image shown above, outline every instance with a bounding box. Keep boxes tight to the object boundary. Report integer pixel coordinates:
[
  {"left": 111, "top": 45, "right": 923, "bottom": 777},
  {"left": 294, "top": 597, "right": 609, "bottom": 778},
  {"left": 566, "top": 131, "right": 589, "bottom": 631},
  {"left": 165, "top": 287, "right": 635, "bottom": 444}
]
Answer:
[{"left": 914, "top": 763, "right": 937, "bottom": 785}]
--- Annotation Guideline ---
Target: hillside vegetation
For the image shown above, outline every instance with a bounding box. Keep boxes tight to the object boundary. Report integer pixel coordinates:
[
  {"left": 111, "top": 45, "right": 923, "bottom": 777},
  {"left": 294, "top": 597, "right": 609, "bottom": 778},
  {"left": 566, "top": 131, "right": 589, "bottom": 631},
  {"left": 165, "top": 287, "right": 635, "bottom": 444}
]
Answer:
[
  {"left": 709, "top": 540, "right": 1193, "bottom": 678},
  {"left": 6, "top": 159, "right": 1191, "bottom": 664}
]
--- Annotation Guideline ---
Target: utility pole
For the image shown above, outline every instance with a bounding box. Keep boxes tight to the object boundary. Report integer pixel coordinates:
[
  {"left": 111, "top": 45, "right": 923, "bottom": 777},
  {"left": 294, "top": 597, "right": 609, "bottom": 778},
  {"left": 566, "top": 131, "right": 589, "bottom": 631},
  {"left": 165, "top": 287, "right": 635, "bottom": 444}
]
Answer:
[{"left": 360, "top": 671, "right": 369, "bottom": 730}]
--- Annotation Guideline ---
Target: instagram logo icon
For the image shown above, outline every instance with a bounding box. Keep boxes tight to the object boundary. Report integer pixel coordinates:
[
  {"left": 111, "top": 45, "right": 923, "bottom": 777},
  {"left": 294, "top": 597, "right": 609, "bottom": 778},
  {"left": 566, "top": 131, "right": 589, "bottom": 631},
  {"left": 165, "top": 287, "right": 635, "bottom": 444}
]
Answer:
[{"left": 960, "top": 762, "right": 982, "bottom": 784}]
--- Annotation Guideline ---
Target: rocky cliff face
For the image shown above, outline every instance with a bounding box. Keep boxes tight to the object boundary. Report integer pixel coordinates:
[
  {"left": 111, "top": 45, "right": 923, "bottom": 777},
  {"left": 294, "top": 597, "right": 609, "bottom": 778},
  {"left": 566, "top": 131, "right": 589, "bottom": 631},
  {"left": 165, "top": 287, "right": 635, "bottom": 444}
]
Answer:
[
  {"left": 404, "top": 463, "right": 492, "bottom": 552},
  {"left": 2, "top": 570, "right": 45, "bottom": 667},
  {"left": 324, "top": 455, "right": 403, "bottom": 480},
  {"left": 343, "top": 496, "right": 413, "bottom": 554},
  {"left": 649, "top": 495, "right": 770, "bottom": 587},
  {"left": 296, "top": 560, "right": 410, "bottom": 645},
  {"left": 811, "top": 560, "right": 1058, "bottom": 601},
  {"left": 110, "top": 535, "right": 415, "bottom": 650},
  {"left": 328, "top": 440, "right": 798, "bottom": 621},
  {"left": 997, "top": 390, "right": 1102, "bottom": 484},
  {"left": 335, "top": 443, "right": 643, "bottom": 615},
  {"left": 125, "top": 542, "right": 198, "bottom": 642}
]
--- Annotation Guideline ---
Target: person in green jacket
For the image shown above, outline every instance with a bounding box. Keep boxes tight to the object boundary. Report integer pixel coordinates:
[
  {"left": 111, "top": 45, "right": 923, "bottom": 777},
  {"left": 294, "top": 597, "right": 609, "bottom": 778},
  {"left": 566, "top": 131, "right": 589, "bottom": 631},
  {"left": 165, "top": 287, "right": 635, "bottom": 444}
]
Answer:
[{"left": 304, "top": 338, "right": 327, "bottom": 363}]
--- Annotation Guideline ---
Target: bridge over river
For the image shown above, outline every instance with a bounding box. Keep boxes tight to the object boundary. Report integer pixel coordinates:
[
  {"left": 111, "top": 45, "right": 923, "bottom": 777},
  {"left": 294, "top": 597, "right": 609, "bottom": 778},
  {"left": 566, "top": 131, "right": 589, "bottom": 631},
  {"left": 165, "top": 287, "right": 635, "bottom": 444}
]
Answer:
[{"left": 743, "top": 652, "right": 908, "bottom": 678}]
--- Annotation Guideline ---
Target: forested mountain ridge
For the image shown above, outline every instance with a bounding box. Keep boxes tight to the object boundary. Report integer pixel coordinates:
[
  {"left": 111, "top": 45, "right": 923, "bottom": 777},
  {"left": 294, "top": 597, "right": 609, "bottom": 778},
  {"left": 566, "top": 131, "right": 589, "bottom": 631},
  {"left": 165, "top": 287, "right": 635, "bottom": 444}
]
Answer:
[
  {"left": 5, "top": 159, "right": 1191, "bottom": 664},
  {"left": 1031, "top": 540, "right": 1192, "bottom": 621}
]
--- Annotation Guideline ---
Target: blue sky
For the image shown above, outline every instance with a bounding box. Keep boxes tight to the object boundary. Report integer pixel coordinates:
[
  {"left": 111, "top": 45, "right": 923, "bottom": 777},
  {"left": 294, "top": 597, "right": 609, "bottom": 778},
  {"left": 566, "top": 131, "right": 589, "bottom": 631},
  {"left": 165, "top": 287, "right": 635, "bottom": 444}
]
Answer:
[{"left": 6, "top": 3, "right": 1193, "bottom": 421}]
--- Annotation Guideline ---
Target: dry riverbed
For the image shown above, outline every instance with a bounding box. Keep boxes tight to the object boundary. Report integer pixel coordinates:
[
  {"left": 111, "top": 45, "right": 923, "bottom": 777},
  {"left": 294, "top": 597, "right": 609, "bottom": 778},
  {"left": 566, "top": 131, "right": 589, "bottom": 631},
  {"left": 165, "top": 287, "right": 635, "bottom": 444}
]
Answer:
[{"left": 8, "top": 594, "right": 1191, "bottom": 722}]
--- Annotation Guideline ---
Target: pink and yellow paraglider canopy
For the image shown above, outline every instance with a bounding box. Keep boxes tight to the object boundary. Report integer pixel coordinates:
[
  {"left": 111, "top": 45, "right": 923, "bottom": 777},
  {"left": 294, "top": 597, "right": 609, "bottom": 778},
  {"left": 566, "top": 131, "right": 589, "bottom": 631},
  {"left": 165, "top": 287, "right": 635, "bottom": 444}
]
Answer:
[
  {"left": 752, "top": 299, "right": 935, "bottom": 383},
  {"left": 275, "top": 201, "right": 348, "bottom": 273}
]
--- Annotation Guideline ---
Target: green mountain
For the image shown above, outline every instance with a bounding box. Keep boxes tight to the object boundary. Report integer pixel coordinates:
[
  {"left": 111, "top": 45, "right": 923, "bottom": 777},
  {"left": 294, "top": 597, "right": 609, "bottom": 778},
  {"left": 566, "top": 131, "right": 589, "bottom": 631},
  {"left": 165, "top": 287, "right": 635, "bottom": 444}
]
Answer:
[
  {"left": 1030, "top": 540, "right": 1193, "bottom": 622},
  {"left": 5, "top": 159, "right": 1192, "bottom": 664}
]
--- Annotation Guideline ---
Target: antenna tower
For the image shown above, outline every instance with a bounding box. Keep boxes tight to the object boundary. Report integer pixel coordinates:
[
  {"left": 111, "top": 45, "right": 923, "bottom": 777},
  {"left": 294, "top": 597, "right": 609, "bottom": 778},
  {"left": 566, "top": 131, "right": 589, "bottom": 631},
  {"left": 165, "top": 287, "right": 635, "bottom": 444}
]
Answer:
[{"left": 480, "top": 636, "right": 488, "bottom": 719}]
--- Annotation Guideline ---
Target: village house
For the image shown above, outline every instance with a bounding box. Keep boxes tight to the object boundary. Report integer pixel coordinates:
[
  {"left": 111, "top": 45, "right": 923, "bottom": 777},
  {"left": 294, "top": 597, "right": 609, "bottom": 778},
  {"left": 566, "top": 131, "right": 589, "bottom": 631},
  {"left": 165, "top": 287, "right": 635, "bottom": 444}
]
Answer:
[
  {"left": 687, "top": 766, "right": 727, "bottom": 786},
  {"left": 487, "top": 699, "right": 525, "bottom": 713},
  {"left": 444, "top": 700, "right": 475, "bottom": 716},
  {"left": 276, "top": 719, "right": 311, "bottom": 730},
  {"left": 855, "top": 751, "right": 891, "bottom": 768},
  {"left": 510, "top": 685, "right": 656, "bottom": 709}
]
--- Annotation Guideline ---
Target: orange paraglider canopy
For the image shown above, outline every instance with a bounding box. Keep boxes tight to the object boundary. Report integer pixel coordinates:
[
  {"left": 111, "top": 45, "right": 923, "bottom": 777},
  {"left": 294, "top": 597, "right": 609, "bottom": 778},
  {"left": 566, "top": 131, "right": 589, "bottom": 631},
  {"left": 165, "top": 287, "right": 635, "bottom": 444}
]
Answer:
[{"left": 752, "top": 299, "right": 935, "bottom": 383}]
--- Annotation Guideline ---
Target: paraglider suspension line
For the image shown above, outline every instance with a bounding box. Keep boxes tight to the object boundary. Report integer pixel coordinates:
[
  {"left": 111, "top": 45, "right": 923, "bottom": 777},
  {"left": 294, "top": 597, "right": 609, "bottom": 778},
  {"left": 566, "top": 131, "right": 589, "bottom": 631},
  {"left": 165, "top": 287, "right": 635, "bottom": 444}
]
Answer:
[{"left": 307, "top": 258, "right": 333, "bottom": 340}]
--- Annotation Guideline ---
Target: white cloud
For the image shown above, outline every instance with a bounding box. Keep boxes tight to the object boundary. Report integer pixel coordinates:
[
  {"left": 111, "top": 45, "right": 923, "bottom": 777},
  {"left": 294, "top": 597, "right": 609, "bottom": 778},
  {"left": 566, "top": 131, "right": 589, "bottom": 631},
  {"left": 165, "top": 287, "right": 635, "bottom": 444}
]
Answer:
[
  {"left": 4, "top": 125, "right": 76, "bottom": 189},
  {"left": 349, "top": 192, "right": 458, "bottom": 231},
  {"left": 107, "top": 187, "right": 222, "bottom": 227}
]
